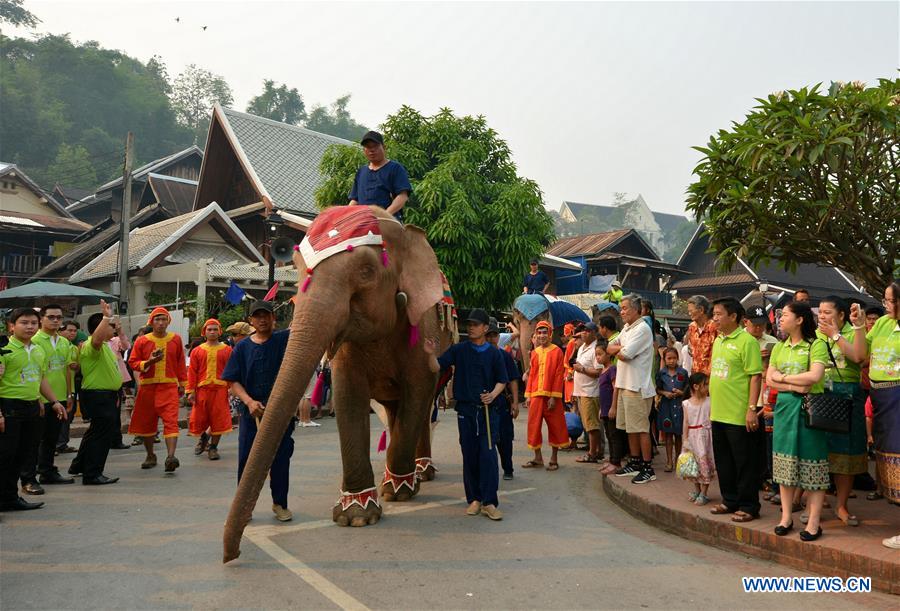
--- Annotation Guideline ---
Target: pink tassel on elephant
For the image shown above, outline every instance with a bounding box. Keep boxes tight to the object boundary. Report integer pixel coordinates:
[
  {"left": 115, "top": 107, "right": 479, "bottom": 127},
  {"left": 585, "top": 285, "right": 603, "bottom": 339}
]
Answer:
[
  {"left": 301, "top": 268, "right": 313, "bottom": 292},
  {"left": 408, "top": 324, "right": 419, "bottom": 347},
  {"left": 381, "top": 248, "right": 389, "bottom": 267},
  {"left": 310, "top": 371, "right": 326, "bottom": 407},
  {"left": 377, "top": 429, "right": 387, "bottom": 453}
]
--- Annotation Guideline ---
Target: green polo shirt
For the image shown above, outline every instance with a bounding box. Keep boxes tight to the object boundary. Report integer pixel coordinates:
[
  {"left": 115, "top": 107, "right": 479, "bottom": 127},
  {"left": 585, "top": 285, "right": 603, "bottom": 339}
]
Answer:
[
  {"left": 709, "top": 327, "right": 763, "bottom": 426},
  {"left": 770, "top": 337, "right": 829, "bottom": 394},
  {"left": 78, "top": 337, "right": 122, "bottom": 391},
  {"left": 32, "top": 330, "right": 72, "bottom": 403},
  {"left": 0, "top": 337, "right": 48, "bottom": 401},
  {"left": 815, "top": 323, "right": 861, "bottom": 384},
  {"left": 867, "top": 315, "right": 900, "bottom": 382}
]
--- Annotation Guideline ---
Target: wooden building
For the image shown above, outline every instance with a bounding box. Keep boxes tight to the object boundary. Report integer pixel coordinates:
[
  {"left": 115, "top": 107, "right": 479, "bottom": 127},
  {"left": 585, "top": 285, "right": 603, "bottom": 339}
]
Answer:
[
  {"left": 546, "top": 228, "right": 681, "bottom": 311},
  {"left": 0, "top": 163, "right": 90, "bottom": 287},
  {"left": 671, "top": 224, "right": 873, "bottom": 305}
]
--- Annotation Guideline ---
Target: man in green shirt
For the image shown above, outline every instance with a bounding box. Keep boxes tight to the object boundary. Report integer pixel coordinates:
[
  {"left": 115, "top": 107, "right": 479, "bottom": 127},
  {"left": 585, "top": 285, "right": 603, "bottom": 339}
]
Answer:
[
  {"left": 708, "top": 297, "right": 764, "bottom": 522},
  {"left": 67, "top": 301, "right": 121, "bottom": 485},
  {"left": 0, "top": 308, "right": 67, "bottom": 511},
  {"left": 20, "top": 305, "right": 75, "bottom": 493}
]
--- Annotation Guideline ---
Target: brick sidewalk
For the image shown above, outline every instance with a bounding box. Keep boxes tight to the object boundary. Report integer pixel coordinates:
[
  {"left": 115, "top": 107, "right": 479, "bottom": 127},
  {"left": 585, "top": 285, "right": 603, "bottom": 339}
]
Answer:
[{"left": 602, "top": 466, "right": 900, "bottom": 594}]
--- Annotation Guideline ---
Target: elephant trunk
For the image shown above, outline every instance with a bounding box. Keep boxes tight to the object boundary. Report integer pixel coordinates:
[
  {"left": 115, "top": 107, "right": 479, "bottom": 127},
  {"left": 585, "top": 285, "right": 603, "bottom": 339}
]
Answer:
[{"left": 223, "top": 294, "right": 346, "bottom": 563}]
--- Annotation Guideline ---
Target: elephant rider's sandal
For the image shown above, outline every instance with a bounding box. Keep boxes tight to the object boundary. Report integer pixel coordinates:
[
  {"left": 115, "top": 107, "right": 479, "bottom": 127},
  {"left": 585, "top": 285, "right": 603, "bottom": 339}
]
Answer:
[{"left": 521, "top": 460, "right": 544, "bottom": 468}]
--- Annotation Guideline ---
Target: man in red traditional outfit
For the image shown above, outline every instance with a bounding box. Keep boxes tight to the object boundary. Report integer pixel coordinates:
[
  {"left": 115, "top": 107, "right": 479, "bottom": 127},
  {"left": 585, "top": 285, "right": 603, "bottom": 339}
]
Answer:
[
  {"left": 187, "top": 319, "right": 233, "bottom": 461},
  {"left": 523, "top": 320, "right": 568, "bottom": 471},
  {"left": 127, "top": 307, "right": 187, "bottom": 472}
]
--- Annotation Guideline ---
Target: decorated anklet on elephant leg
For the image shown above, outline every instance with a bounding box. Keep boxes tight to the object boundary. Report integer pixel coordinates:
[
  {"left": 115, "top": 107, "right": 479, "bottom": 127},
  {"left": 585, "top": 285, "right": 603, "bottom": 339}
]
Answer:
[
  {"left": 381, "top": 467, "right": 419, "bottom": 502},
  {"left": 415, "top": 457, "right": 438, "bottom": 482},
  {"left": 333, "top": 487, "right": 382, "bottom": 527}
]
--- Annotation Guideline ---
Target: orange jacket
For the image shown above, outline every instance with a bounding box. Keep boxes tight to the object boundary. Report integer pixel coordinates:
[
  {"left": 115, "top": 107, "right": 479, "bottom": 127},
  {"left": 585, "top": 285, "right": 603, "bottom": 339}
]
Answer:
[
  {"left": 128, "top": 333, "right": 187, "bottom": 386},
  {"left": 187, "top": 342, "right": 233, "bottom": 392},
  {"left": 525, "top": 344, "right": 565, "bottom": 399}
]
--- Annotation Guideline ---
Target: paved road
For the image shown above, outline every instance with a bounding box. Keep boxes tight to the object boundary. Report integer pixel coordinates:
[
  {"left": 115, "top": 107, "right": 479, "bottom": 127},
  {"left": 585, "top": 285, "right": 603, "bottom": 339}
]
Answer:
[{"left": 1, "top": 414, "right": 893, "bottom": 609}]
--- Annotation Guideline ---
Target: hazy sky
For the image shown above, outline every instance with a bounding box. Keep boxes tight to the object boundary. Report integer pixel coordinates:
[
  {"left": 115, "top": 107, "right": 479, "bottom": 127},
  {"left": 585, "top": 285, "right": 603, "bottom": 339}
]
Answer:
[{"left": 9, "top": 1, "right": 899, "bottom": 216}]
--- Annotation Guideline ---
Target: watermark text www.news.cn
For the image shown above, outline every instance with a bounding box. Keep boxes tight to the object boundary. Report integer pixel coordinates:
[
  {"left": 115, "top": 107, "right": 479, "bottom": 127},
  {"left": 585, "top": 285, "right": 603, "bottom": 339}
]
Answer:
[{"left": 742, "top": 576, "right": 871, "bottom": 593}]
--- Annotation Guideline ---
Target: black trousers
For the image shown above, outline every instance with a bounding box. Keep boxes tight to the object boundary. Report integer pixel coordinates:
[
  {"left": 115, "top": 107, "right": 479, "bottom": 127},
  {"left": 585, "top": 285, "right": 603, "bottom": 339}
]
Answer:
[
  {"left": 20, "top": 403, "right": 64, "bottom": 483},
  {"left": 111, "top": 390, "right": 123, "bottom": 447},
  {"left": 603, "top": 416, "right": 628, "bottom": 464},
  {"left": 712, "top": 420, "right": 763, "bottom": 516},
  {"left": 70, "top": 390, "right": 118, "bottom": 479},
  {"left": 0, "top": 399, "right": 42, "bottom": 503}
]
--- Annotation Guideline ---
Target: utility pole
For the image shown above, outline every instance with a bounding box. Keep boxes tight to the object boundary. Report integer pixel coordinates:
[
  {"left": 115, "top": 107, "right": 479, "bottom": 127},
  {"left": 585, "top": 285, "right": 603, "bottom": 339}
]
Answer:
[{"left": 117, "top": 132, "right": 134, "bottom": 315}]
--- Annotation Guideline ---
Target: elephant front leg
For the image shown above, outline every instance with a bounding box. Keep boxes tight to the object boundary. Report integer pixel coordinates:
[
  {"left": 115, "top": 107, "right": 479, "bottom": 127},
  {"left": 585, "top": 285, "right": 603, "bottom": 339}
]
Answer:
[
  {"left": 331, "top": 356, "right": 382, "bottom": 527},
  {"left": 380, "top": 400, "right": 421, "bottom": 502},
  {"left": 415, "top": 398, "right": 437, "bottom": 482}
]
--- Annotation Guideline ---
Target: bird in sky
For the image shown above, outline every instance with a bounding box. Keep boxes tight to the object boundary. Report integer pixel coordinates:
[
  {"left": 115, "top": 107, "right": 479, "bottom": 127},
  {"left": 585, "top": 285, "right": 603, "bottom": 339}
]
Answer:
[
  {"left": 175, "top": 17, "right": 180, "bottom": 22},
  {"left": 202, "top": 25, "right": 208, "bottom": 31}
]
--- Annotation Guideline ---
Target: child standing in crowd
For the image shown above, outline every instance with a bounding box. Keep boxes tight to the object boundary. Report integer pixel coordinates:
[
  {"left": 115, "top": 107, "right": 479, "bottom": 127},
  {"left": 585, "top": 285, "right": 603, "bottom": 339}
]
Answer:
[
  {"left": 597, "top": 341, "right": 626, "bottom": 476},
  {"left": 656, "top": 347, "right": 688, "bottom": 472},
  {"left": 682, "top": 372, "right": 714, "bottom": 505}
]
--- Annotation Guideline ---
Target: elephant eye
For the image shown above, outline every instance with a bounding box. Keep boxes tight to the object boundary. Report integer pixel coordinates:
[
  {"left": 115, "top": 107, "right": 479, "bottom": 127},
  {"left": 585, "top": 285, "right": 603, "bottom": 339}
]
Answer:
[{"left": 358, "top": 264, "right": 376, "bottom": 282}]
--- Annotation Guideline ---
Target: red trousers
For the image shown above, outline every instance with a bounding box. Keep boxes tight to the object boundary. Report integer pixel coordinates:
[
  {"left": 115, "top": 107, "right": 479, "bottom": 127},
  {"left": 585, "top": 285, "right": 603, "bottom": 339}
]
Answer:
[
  {"left": 188, "top": 385, "right": 232, "bottom": 437},
  {"left": 527, "top": 396, "right": 568, "bottom": 450},
  {"left": 128, "top": 383, "right": 180, "bottom": 438}
]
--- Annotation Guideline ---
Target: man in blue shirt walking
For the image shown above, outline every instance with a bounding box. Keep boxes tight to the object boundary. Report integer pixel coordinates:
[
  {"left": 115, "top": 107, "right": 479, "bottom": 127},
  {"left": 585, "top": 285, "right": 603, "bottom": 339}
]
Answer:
[
  {"left": 425, "top": 309, "right": 509, "bottom": 520},
  {"left": 221, "top": 301, "right": 295, "bottom": 523},
  {"left": 349, "top": 131, "right": 412, "bottom": 222}
]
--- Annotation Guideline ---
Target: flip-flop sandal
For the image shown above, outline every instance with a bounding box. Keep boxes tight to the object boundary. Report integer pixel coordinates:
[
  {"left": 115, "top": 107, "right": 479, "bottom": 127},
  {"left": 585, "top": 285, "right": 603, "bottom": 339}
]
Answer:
[
  {"left": 521, "top": 460, "right": 544, "bottom": 469},
  {"left": 664, "top": 464, "right": 674, "bottom": 473},
  {"left": 575, "top": 454, "right": 599, "bottom": 463},
  {"left": 710, "top": 504, "right": 735, "bottom": 515},
  {"left": 731, "top": 512, "right": 756, "bottom": 523},
  {"left": 546, "top": 463, "right": 559, "bottom": 471},
  {"left": 835, "top": 509, "right": 860, "bottom": 527},
  {"left": 867, "top": 491, "right": 883, "bottom": 501}
]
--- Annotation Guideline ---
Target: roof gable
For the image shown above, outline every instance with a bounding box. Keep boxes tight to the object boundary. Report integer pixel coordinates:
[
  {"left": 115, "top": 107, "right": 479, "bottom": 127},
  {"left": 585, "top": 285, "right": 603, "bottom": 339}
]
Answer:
[
  {"left": 94, "top": 146, "right": 203, "bottom": 194},
  {"left": 139, "top": 173, "right": 198, "bottom": 216},
  {"left": 194, "top": 105, "right": 353, "bottom": 216},
  {"left": 547, "top": 228, "right": 660, "bottom": 259},
  {"left": 0, "top": 163, "right": 70, "bottom": 218},
  {"left": 69, "top": 202, "right": 265, "bottom": 283}
]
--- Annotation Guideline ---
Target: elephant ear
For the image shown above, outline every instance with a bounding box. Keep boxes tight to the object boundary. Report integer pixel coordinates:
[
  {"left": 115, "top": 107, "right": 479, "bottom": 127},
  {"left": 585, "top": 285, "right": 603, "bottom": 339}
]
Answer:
[{"left": 384, "top": 221, "right": 443, "bottom": 327}]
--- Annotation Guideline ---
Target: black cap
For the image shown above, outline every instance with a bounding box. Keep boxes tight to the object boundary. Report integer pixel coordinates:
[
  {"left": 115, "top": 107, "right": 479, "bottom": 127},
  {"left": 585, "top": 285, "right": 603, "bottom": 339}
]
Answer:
[
  {"left": 360, "top": 130, "right": 384, "bottom": 146},
  {"left": 249, "top": 300, "right": 275, "bottom": 315},
  {"left": 581, "top": 322, "right": 598, "bottom": 332},
  {"left": 466, "top": 308, "right": 490, "bottom": 326},
  {"left": 747, "top": 304, "right": 768, "bottom": 324},
  {"left": 529, "top": 258, "right": 539, "bottom": 265},
  {"left": 487, "top": 317, "right": 501, "bottom": 335}
]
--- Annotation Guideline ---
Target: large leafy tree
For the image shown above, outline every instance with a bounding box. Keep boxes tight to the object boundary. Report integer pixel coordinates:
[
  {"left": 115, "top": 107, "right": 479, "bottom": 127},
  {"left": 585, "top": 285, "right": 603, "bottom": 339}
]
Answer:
[
  {"left": 246, "top": 79, "right": 305, "bottom": 125},
  {"left": 171, "top": 64, "right": 233, "bottom": 144},
  {"left": 0, "top": 34, "right": 192, "bottom": 186},
  {"left": 315, "top": 106, "right": 555, "bottom": 309},
  {"left": 305, "top": 94, "right": 368, "bottom": 141},
  {"left": 0, "top": 0, "right": 39, "bottom": 27},
  {"left": 687, "top": 79, "right": 899, "bottom": 294}
]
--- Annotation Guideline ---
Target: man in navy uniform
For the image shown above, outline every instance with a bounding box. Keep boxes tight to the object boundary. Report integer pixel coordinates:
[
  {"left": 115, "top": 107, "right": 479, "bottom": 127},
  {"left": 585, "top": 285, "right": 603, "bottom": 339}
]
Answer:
[
  {"left": 425, "top": 309, "right": 508, "bottom": 520},
  {"left": 349, "top": 131, "right": 412, "bottom": 222}
]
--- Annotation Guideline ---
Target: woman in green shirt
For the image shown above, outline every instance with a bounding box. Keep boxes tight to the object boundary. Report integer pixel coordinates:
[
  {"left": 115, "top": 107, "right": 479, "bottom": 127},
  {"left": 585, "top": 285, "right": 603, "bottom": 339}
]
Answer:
[
  {"left": 846, "top": 279, "right": 900, "bottom": 550},
  {"left": 816, "top": 295, "right": 866, "bottom": 528},
  {"left": 766, "top": 301, "right": 828, "bottom": 542}
]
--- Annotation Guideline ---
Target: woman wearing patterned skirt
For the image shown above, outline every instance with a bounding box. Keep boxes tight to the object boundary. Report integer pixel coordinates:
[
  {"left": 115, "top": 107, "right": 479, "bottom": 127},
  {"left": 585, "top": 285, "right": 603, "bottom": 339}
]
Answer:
[
  {"left": 767, "top": 301, "right": 829, "bottom": 541},
  {"left": 816, "top": 296, "right": 867, "bottom": 527},
  {"left": 847, "top": 279, "right": 900, "bottom": 549}
]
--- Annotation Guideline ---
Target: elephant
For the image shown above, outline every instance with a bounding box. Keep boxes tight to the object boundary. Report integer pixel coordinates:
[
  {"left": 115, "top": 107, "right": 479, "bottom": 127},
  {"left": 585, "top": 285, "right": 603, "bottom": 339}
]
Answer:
[
  {"left": 511, "top": 294, "right": 590, "bottom": 376},
  {"left": 223, "top": 205, "right": 455, "bottom": 563}
]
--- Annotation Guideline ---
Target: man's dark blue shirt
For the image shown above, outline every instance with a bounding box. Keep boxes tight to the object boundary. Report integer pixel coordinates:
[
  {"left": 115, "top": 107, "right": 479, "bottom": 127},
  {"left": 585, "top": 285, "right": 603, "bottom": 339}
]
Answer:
[
  {"left": 349, "top": 160, "right": 412, "bottom": 222},
  {"left": 523, "top": 270, "right": 549, "bottom": 294},
  {"left": 437, "top": 341, "right": 509, "bottom": 406},
  {"left": 221, "top": 329, "right": 290, "bottom": 404}
]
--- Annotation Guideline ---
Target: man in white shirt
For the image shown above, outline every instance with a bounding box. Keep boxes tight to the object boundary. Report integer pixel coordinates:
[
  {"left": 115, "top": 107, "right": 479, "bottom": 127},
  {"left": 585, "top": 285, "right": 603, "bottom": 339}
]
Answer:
[
  {"left": 572, "top": 322, "right": 603, "bottom": 463},
  {"left": 607, "top": 294, "right": 657, "bottom": 484}
]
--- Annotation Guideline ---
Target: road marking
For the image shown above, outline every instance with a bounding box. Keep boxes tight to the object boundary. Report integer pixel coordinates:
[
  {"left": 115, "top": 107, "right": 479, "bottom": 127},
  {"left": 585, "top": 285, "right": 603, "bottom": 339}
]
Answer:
[{"left": 246, "top": 487, "right": 536, "bottom": 610}]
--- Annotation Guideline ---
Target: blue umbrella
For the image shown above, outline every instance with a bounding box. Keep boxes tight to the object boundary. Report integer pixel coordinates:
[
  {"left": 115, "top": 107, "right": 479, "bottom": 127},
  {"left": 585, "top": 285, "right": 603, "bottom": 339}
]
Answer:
[{"left": 547, "top": 297, "right": 590, "bottom": 326}]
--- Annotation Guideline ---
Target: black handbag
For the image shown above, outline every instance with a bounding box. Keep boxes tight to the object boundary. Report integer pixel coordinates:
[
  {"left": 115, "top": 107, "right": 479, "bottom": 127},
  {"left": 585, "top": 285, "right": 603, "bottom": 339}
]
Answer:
[{"left": 803, "top": 340, "right": 853, "bottom": 434}]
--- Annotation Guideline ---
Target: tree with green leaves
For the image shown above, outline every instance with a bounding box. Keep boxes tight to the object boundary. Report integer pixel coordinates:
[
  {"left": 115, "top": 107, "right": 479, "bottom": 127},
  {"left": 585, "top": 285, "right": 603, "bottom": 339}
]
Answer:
[
  {"left": 315, "top": 106, "right": 555, "bottom": 309},
  {"left": 0, "top": 0, "right": 39, "bottom": 27},
  {"left": 171, "top": 64, "right": 233, "bottom": 144},
  {"left": 246, "top": 79, "right": 305, "bottom": 125},
  {"left": 45, "top": 144, "right": 96, "bottom": 189},
  {"left": 305, "top": 94, "right": 368, "bottom": 142},
  {"left": 687, "top": 79, "right": 899, "bottom": 295},
  {"left": 1, "top": 34, "right": 192, "bottom": 185}
]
